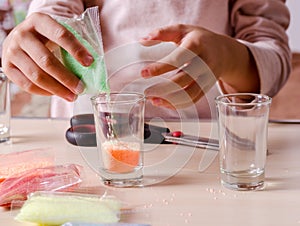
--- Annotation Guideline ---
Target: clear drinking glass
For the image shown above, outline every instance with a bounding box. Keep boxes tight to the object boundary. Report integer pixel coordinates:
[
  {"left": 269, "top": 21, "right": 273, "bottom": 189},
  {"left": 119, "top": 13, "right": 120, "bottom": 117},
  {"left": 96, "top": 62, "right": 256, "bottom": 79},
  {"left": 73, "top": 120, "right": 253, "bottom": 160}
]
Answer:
[
  {"left": 0, "top": 69, "right": 10, "bottom": 143},
  {"left": 215, "top": 93, "right": 271, "bottom": 191},
  {"left": 91, "top": 92, "right": 145, "bottom": 187}
]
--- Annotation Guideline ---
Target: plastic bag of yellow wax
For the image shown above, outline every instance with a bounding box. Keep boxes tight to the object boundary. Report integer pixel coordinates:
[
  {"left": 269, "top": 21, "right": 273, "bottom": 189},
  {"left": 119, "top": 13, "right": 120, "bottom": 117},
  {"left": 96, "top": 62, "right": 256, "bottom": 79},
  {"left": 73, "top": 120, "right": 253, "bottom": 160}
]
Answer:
[
  {"left": 54, "top": 6, "right": 110, "bottom": 95},
  {"left": 15, "top": 191, "right": 121, "bottom": 225}
]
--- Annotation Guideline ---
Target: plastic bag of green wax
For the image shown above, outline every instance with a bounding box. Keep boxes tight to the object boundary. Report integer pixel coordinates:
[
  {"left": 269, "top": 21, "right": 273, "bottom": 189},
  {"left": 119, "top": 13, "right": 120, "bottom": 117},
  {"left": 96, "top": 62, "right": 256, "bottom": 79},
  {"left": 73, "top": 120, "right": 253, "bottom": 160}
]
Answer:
[{"left": 55, "top": 6, "right": 110, "bottom": 94}]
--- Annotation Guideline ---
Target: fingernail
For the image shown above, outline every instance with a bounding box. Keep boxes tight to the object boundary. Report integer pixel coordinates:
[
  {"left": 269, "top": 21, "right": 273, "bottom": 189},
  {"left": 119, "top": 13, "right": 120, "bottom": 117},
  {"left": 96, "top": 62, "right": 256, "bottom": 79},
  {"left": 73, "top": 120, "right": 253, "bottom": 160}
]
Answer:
[
  {"left": 141, "top": 68, "right": 152, "bottom": 78},
  {"left": 151, "top": 97, "right": 163, "bottom": 106},
  {"left": 74, "top": 80, "right": 85, "bottom": 94},
  {"left": 141, "top": 35, "right": 152, "bottom": 41},
  {"left": 66, "top": 94, "right": 77, "bottom": 102},
  {"left": 83, "top": 54, "right": 94, "bottom": 66}
]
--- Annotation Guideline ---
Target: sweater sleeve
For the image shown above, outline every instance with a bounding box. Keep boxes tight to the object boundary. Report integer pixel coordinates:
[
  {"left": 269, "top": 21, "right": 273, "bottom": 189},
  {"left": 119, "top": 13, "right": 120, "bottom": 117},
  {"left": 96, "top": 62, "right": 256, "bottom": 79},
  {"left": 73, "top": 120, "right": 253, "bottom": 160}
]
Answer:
[
  {"left": 230, "top": 0, "right": 291, "bottom": 97},
  {"left": 27, "top": 0, "right": 84, "bottom": 18}
]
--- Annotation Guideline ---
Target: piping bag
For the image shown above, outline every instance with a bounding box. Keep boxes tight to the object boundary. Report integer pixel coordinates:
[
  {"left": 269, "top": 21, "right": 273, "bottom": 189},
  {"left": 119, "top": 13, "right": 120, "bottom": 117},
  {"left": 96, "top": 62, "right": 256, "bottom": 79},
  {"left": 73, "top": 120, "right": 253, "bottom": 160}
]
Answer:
[{"left": 55, "top": 6, "right": 110, "bottom": 95}]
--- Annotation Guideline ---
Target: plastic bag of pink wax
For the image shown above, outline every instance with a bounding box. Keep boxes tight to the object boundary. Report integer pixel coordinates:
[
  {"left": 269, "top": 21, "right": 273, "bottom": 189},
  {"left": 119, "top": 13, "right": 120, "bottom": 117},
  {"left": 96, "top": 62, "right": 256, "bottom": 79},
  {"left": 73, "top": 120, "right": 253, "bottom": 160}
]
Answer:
[
  {"left": 0, "top": 148, "right": 55, "bottom": 182},
  {"left": 0, "top": 164, "right": 83, "bottom": 207}
]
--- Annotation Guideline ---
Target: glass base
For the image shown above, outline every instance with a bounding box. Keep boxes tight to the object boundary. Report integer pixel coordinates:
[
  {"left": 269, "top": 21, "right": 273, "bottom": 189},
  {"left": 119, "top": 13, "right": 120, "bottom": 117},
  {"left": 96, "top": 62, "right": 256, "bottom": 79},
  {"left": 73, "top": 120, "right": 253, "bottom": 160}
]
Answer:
[
  {"left": 221, "top": 170, "right": 265, "bottom": 191},
  {"left": 0, "top": 136, "right": 10, "bottom": 144},
  {"left": 102, "top": 176, "right": 143, "bottom": 188},
  {"left": 99, "top": 167, "right": 144, "bottom": 188},
  {"left": 221, "top": 180, "right": 265, "bottom": 191}
]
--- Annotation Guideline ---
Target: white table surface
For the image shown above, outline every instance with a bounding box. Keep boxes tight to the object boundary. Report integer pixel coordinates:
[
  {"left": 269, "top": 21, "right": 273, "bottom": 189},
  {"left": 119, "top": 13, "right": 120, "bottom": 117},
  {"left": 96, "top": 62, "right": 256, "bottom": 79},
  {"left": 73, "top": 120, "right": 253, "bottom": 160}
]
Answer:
[{"left": 1, "top": 118, "right": 300, "bottom": 226}]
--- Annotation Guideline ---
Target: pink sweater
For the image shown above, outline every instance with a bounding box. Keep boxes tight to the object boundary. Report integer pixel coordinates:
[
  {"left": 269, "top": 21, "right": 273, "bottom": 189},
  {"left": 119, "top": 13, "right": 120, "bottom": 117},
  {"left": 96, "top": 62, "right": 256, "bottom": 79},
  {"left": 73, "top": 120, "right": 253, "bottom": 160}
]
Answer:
[{"left": 28, "top": 0, "right": 291, "bottom": 119}]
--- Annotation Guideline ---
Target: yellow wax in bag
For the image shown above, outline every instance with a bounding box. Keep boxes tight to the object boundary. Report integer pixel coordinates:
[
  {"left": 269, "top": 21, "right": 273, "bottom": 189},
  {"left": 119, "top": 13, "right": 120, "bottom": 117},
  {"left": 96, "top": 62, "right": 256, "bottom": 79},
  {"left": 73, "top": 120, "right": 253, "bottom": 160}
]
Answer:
[{"left": 15, "top": 192, "right": 121, "bottom": 225}]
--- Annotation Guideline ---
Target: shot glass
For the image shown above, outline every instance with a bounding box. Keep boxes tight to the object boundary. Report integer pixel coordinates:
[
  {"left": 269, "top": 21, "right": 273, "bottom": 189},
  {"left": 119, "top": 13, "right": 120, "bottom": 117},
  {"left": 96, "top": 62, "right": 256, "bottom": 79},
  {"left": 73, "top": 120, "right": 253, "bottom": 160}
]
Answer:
[
  {"left": 0, "top": 69, "right": 10, "bottom": 143},
  {"left": 215, "top": 93, "right": 271, "bottom": 191},
  {"left": 91, "top": 92, "right": 145, "bottom": 187}
]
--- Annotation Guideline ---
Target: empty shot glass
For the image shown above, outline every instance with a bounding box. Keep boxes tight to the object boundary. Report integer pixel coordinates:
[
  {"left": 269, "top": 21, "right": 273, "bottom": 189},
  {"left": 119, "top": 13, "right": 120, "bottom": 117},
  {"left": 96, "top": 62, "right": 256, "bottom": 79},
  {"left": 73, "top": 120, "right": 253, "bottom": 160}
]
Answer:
[
  {"left": 0, "top": 69, "right": 10, "bottom": 143},
  {"left": 215, "top": 93, "right": 271, "bottom": 191},
  {"left": 91, "top": 92, "right": 145, "bottom": 187}
]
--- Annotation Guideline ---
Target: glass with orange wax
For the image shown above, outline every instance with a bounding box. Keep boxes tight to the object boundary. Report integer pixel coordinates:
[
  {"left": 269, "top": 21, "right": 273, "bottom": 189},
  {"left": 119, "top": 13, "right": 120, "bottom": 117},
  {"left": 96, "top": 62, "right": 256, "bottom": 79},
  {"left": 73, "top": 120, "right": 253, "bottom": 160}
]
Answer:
[{"left": 91, "top": 92, "right": 145, "bottom": 187}]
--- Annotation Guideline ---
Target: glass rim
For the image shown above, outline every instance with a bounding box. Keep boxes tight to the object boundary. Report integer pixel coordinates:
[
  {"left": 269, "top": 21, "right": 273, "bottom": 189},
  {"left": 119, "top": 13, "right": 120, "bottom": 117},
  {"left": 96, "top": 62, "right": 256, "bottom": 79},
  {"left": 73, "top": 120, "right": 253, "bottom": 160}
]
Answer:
[
  {"left": 91, "top": 92, "right": 145, "bottom": 105},
  {"left": 215, "top": 93, "right": 272, "bottom": 106}
]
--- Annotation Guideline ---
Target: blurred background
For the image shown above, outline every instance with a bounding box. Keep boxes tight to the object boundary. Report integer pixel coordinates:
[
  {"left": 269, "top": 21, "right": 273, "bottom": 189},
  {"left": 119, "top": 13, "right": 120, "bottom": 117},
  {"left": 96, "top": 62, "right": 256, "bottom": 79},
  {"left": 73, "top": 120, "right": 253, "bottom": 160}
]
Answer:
[
  {"left": 0, "top": 0, "right": 299, "bottom": 119},
  {"left": 0, "top": 0, "right": 51, "bottom": 118},
  {"left": 269, "top": 0, "right": 300, "bottom": 120}
]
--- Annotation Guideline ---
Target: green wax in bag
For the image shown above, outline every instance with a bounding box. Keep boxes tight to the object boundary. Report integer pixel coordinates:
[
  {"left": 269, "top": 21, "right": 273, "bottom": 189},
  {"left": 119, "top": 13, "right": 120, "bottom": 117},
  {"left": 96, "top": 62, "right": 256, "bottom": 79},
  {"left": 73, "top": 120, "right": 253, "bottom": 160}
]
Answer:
[{"left": 60, "top": 22, "right": 110, "bottom": 94}]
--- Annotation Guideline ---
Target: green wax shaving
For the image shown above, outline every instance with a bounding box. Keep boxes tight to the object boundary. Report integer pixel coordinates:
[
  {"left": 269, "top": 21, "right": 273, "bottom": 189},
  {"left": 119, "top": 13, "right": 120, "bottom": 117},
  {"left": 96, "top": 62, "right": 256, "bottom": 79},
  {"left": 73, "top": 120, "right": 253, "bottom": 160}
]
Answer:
[{"left": 60, "top": 22, "right": 110, "bottom": 94}]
